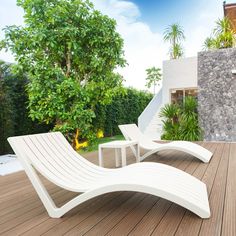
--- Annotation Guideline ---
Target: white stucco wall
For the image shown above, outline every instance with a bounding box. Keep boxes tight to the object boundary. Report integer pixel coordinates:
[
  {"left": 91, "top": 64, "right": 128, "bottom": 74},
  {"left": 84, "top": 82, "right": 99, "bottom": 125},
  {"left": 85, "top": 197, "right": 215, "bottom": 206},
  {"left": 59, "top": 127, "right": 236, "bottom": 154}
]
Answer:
[{"left": 162, "top": 56, "right": 198, "bottom": 105}]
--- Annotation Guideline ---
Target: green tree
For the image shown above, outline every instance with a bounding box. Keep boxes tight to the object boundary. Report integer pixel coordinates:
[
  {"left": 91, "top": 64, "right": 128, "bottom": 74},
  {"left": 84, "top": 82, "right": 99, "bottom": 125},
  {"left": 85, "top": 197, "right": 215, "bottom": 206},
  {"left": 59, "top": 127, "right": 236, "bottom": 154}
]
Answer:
[
  {"left": 145, "top": 67, "right": 162, "bottom": 94},
  {"left": 163, "top": 23, "right": 185, "bottom": 59},
  {"left": 1, "top": 0, "right": 126, "bottom": 145}
]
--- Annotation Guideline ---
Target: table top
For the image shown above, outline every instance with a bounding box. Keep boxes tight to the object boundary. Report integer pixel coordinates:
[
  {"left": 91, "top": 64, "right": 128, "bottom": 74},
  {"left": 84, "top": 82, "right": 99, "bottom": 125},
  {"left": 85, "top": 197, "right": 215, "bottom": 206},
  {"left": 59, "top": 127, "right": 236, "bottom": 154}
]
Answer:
[{"left": 99, "top": 140, "right": 138, "bottom": 148}]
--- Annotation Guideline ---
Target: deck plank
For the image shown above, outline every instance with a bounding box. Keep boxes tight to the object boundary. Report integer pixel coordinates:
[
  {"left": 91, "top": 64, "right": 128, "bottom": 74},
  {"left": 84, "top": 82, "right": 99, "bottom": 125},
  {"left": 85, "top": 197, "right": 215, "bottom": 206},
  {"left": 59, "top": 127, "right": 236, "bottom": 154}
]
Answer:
[
  {"left": 175, "top": 142, "right": 224, "bottom": 236},
  {"left": 221, "top": 143, "right": 236, "bottom": 236},
  {"left": 199, "top": 143, "right": 230, "bottom": 236},
  {"left": 21, "top": 193, "right": 121, "bottom": 236}
]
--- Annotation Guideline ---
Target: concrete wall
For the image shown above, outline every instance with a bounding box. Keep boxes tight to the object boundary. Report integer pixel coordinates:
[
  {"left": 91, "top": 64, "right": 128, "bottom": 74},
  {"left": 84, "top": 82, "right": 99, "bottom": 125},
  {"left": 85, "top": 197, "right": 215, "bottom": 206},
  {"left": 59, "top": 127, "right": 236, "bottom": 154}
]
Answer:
[
  {"left": 198, "top": 48, "right": 236, "bottom": 141},
  {"left": 162, "top": 57, "right": 198, "bottom": 104}
]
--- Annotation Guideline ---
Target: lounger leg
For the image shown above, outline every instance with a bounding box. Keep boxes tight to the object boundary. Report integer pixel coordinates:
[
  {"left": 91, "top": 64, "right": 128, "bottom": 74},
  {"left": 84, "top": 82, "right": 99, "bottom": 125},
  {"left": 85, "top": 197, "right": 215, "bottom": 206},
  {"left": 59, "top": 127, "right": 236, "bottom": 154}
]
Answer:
[
  {"left": 98, "top": 147, "right": 103, "bottom": 167},
  {"left": 115, "top": 148, "right": 120, "bottom": 167},
  {"left": 121, "top": 147, "right": 126, "bottom": 167}
]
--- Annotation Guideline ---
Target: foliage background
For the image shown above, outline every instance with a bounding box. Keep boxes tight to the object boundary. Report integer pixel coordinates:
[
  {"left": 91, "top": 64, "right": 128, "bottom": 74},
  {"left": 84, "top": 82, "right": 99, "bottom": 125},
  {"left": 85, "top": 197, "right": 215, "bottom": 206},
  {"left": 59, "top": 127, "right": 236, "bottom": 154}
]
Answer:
[
  {"left": 0, "top": 63, "right": 52, "bottom": 155},
  {"left": 97, "top": 88, "right": 153, "bottom": 137},
  {"left": 0, "top": 68, "right": 152, "bottom": 154}
]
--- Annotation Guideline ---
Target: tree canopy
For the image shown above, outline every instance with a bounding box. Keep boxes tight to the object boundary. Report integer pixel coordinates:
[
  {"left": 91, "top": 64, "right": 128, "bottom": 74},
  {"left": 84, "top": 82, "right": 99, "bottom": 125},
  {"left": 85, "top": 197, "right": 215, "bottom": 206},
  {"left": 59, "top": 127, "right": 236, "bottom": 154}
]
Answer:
[
  {"left": 145, "top": 67, "right": 162, "bottom": 94},
  {"left": 1, "top": 0, "right": 126, "bottom": 143}
]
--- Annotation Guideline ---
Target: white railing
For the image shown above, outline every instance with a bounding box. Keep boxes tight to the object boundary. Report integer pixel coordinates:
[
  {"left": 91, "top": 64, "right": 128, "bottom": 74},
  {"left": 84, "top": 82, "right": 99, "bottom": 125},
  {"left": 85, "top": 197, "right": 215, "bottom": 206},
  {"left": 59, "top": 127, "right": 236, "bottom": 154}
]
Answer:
[{"left": 138, "top": 88, "right": 163, "bottom": 133}]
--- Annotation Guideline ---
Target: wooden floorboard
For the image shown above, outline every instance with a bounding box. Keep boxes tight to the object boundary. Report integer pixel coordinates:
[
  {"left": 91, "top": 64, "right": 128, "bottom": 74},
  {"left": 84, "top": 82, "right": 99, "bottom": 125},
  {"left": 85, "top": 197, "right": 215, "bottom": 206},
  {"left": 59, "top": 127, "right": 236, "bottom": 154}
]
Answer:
[
  {"left": 175, "top": 142, "right": 220, "bottom": 236},
  {"left": 199, "top": 143, "right": 230, "bottom": 236},
  {"left": 221, "top": 143, "right": 236, "bottom": 236},
  {"left": 0, "top": 142, "right": 235, "bottom": 236}
]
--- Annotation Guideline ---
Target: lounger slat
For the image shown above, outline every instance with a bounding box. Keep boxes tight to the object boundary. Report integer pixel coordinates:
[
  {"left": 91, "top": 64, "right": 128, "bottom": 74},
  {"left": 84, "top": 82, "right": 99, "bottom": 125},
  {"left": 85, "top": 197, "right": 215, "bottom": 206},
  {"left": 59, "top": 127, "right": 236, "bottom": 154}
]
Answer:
[
  {"left": 49, "top": 133, "right": 110, "bottom": 176},
  {"left": 20, "top": 138, "right": 90, "bottom": 191},
  {"left": 25, "top": 137, "right": 90, "bottom": 185},
  {"left": 34, "top": 135, "right": 101, "bottom": 182},
  {"left": 54, "top": 133, "right": 111, "bottom": 174}
]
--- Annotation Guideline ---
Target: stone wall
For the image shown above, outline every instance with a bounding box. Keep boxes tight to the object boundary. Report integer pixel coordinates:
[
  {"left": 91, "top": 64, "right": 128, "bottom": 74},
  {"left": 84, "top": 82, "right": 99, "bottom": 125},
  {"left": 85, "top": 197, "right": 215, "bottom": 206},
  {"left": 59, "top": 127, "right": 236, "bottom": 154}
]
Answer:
[{"left": 198, "top": 48, "right": 236, "bottom": 141}]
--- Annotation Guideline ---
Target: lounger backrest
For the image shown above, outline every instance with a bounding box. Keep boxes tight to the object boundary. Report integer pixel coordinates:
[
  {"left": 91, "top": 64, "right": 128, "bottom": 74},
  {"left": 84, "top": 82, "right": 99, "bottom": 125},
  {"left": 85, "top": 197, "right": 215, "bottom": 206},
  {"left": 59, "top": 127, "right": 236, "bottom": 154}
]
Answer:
[
  {"left": 8, "top": 132, "right": 104, "bottom": 191},
  {"left": 119, "top": 124, "right": 145, "bottom": 141},
  {"left": 119, "top": 124, "right": 159, "bottom": 149}
]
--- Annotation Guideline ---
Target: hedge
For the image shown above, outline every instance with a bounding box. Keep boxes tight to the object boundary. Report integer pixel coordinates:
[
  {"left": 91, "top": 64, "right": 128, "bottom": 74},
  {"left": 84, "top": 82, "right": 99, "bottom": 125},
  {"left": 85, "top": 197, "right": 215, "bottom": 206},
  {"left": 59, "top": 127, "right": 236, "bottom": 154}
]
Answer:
[
  {"left": 95, "top": 88, "right": 153, "bottom": 136},
  {"left": 0, "top": 62, "right": 153, "bottom": 154},
  {"left": 0, "top": 62, "right": 52, "bottom": 155}
]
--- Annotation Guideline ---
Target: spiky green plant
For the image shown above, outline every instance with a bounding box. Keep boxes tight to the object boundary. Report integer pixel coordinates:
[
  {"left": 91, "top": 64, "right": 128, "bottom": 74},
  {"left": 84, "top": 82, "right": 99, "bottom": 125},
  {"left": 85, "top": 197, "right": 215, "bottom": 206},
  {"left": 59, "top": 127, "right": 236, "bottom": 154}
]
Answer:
[
  {"left": 160, "top": 103, "right": 180, "bottom": 140},
  {"left": 203, "top": 37, "right": 217, "bottom": 51},
  {"left": 203, "top": 17, "right": 235, "bottom": 50},
  {"left": 160, "top": 96, "right": 202, "bottom": 141},
  {"left": 171, "top": 43, "right": 184, "bottom": 59},
  {"left": 160, "top": 103, "right": 179, "bottom": 124},
  {"left": 179, "top": 97, "right": 202, "bottom": 141}
]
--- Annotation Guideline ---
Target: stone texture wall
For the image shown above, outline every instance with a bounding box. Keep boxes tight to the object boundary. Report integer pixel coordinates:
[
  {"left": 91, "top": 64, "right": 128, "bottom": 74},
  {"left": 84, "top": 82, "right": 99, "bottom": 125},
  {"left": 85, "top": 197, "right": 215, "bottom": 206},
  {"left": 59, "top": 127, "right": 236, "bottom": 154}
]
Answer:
[{"left": 198, "top": 48, "right": 236, "bottom": 141}]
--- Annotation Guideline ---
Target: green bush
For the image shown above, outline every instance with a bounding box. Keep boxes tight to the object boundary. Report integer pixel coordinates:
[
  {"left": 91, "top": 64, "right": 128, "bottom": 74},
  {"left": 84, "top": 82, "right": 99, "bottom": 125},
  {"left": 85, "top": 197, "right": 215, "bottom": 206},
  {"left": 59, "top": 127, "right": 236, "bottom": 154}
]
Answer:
[
  {"left": 160, "top": 96, "right": 203, "bottom": 141},
  {"left": 0, "top": 63, "right": 15, "bottom": 154},
  {"left": 0, "top": 61, "right": 52, "bottom": 155},
  {"left": 94, "top": 88, "right": 153, "bottom": 136}
]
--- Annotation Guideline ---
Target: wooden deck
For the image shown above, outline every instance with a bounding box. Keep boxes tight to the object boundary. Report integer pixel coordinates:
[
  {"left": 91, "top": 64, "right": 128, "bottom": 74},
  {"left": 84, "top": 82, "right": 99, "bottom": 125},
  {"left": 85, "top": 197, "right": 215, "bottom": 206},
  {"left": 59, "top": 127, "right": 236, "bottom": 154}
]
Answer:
[{"left": 0, "top": 142, "right": 236, "bottom": 236}]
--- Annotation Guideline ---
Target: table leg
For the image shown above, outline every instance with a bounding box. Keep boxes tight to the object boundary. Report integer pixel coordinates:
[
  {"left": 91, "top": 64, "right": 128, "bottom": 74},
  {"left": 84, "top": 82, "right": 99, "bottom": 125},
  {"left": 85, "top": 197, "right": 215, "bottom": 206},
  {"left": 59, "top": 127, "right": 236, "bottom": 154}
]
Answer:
[
  {"left": 98, "top": 146, "right": 103, "bottom": 167},
  {"left": 121, "top": 147, "right": 126, "bottom": 167},
  {"left": 135, "top": 144, "right": 140, "bottom": 162},
  {"left": 115, "top": 148, "right": 120, "bottom": 167}
]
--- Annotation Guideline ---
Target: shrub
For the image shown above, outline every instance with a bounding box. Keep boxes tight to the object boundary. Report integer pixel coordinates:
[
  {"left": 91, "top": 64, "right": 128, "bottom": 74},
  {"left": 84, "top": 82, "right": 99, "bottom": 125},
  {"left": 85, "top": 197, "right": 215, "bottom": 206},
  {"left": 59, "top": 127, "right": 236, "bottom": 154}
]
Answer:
[
  {"left": 95, "top": 88, "right": 153, "bottom": 137},
  {"left": 160, "top": 96, "right": 203, "bottom": 141},
  {"left": 0, "top": 61, "right": 52, "bottom": 154}
]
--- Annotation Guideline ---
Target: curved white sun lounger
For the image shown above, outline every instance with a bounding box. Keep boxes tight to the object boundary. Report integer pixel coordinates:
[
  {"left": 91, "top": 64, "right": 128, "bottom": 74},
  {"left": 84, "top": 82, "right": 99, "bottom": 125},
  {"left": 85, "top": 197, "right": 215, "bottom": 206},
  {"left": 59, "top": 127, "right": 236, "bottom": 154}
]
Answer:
[
  {"left": 119, "top": 124, "right": 212, "bottom": 163},
  {"left": 8, "top": 132, "right": 210, "bottom": 218}
]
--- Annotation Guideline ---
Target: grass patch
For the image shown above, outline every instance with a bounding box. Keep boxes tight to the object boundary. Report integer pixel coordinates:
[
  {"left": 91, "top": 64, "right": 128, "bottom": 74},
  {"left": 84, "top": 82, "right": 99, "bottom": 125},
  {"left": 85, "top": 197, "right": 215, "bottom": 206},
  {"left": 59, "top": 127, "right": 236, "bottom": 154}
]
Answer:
[{"left": 79, "top": 135, "right": 124, "bottom": 154}]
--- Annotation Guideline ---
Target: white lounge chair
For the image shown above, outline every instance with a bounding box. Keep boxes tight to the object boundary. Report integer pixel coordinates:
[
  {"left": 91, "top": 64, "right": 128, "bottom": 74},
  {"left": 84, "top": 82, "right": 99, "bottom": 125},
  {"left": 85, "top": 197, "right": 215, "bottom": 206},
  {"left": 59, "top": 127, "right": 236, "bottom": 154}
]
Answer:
[
  {"left": 119, "top": 124, "right": 212, "bottom": 163},
  {"left": 8, "top": 132, "right": 210, "bottom": 218}
]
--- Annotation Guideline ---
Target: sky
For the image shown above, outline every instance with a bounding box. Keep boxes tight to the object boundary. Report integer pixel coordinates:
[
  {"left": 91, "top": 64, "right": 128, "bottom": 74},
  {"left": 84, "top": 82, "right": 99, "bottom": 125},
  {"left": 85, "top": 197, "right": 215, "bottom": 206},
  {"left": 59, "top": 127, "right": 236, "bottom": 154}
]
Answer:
[{"left": 0, "top": 0, "right": 234, "bottom": 89}]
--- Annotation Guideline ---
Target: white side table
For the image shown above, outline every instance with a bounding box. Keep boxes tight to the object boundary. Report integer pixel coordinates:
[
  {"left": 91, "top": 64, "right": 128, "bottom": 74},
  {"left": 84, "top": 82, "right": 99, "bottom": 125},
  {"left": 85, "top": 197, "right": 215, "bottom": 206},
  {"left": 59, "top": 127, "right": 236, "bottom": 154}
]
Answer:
[{"left": 98, "top": 140, "right": 139, "bottom": 167}]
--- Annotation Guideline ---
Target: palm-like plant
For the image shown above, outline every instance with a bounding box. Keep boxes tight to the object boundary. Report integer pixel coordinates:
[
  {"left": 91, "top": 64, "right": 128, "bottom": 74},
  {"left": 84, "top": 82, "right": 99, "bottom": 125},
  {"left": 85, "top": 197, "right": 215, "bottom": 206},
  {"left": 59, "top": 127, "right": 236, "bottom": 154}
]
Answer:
[
  {"left": 163, "top": 23, "right": 185, "bottom": 59},
  {"left": 171, "top": 43, "right": 184, "bottom": 59},
  {"left": 203, "top": 17, "right": 235, "bottom": 50},
  {"left": 160, "top": 96, "right": 202, "bottom": 141},
  {"left": 160, "top": 103, "right": 180, "bottom": 140},
  {"left": 214, "top": 17, "right": 235, "bottom": 48},
  {"left": 160, "top": 103, "right": 179, "bottom": 124},
  {"left": 203, "top": 37, "right": 217, "bottom": 51},
  {"left": 214, "top": 17, "right": 233, "bottom": 35},
  {"left": 181, "top": 96, "right": 197, "bottom": 118}
]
